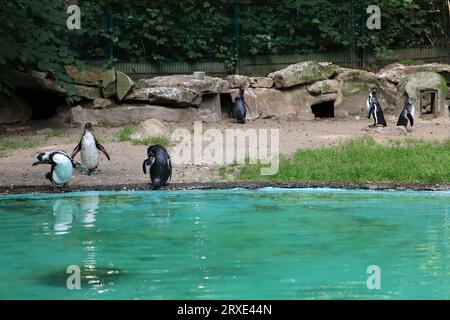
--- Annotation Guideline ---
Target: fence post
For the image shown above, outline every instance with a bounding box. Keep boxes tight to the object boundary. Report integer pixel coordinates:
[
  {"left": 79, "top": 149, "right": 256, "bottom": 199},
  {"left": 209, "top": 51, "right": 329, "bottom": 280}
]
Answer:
[
  {"left": 359, "top": 0, "right": 366, "bottom": 69},
  {"left": 107, "top": 8, "right": 114, "bottom": 61},
  {"left": 233, "top": 3, "right": 241, "bottom": 74}
]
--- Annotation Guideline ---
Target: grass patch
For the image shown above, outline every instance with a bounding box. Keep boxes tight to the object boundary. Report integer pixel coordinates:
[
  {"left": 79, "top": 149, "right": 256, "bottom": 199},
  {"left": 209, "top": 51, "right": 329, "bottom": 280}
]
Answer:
[
  {"left": 0, "top": 138, "right": 40, "bottom": 157},
  {"left": 45, "top": 129, "right": 65, "bottom": 139},
  {"left": 117, "top": 126, "right": 133, "bottom": 142},
  {"left": 131, "top": 135, "right": 172, "bottom": 147},
  {"left": 237, "top": 136, "right": 450, "bottom": 183}
]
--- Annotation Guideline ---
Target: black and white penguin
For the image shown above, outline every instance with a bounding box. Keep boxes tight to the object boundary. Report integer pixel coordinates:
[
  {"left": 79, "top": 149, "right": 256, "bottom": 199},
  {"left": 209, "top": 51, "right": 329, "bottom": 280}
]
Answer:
[
  {"left": 232, "top": 87, "right": 250, "bottom": 124},
  {"left": 33, "top": 150, "right": 91, "bottom": 186},
  {"left": 142, "top": 145, "right": 172, "bottom": 190},
  {"left": 367, "top": 88, "right": 387, "bottom": 128},
  {"left": 397, "top": 97, "right": 415, "bottom": 128},
  {"left": 71, "top": 123, "right": 110, "bottom": 173}
]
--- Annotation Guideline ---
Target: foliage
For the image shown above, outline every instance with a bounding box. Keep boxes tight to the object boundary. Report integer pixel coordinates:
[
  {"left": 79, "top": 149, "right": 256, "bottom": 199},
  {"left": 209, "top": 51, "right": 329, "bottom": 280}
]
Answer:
[
  {"left": 237, "top": 136, "right": 450, "bottom": 183},
  {"left": 0, "top": 0, "right": 83, "bottom": 99},
  {"left": 0, "top": 138, "right": 40, "bottom": 157},
  {"left": 116, "top": 126, "right": 133, "bottom": 142}
]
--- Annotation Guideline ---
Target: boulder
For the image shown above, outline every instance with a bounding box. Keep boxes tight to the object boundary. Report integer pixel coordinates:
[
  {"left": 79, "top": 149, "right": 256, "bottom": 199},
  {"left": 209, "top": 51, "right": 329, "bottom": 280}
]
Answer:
[
  {"left": 377, "top": 63, "right": 450, "bottom": 84},
  {"left": 138, "top": 75, "right": 229, "bottom": 94},
  {"left": 0, "top": 95, "right": 32, "bottom": 126},
  {"left": 249, "top": 77, "right": 273, "bottom": 88},
  {"left": 229, "top": 88, "right": 300, "bottom": 120},
  {"left": 130, "top": 119, "right": 168, "bottom": 141},
  {"left": 334, "top": 68, "right": 392, "bottom": 116},
  {"left": 307, "top": 79, "right": 339, "bottom": 95},
  {"left": 66, "top": 65, "right": 102, "bottom": 86},
  {"left": 268, "top": 61, "right": 340, "bottom": 88},
  {"left": 124, "top": 86, "right": 201, "bottom": 107},
  {"left": 199, "top": 94, "right": 222, "bottom": 119},
  {"left": 226, "top": 74, "right": 250, "bottom": 88},
  {"left": 281, "top": 87, "right": 331, "bottom": 120},
  {"left": 115, "top": 71, "right": 134, "bottom": 101},
  {"left": 101, "top": 70, "right": 116, "bottom": 98},
  {"left": 71, "top": 104, "right": 194, "bottom": 126},
  {"left": 75, "top": 85, "right": 102, "bottom": 100},
  {"left": 93, "top": 98, "right": 113, "bottom": 109},
  {"left": 397, "top": 71, "right": 449, "bottom": 118}
]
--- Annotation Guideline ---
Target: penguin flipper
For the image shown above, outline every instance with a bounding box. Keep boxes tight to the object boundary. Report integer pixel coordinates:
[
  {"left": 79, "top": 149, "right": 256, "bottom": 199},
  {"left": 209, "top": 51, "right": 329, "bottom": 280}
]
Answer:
[
  {"left": 407, "top": 113, "right": 414, "bottom": 127},
  {"left": 95, "top": 140, "right": 110, "bottom": 160},
  {"left": 71, "top": 142, "right": 81, "bottom": 159},
  {"left": 167, "top": 157, "right": 172, "bottom": 183},
  {"left": 142, "top": 159, "right": 149, "bottom": 175},
  {"left": 72, "top": 161, "right": 91, "bottom": 176}
]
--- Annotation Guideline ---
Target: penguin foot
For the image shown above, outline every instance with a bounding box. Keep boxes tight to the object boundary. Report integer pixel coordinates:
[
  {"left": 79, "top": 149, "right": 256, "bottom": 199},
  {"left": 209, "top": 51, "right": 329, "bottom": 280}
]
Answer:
[{"left": 368, "top": 125, "right": 377, "bottom": 129}]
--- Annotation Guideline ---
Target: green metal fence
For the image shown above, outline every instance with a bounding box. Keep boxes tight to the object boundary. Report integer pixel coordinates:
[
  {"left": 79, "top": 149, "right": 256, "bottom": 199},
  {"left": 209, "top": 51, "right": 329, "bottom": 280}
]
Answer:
[{"left": 78, "top": 0, "right": 450, "bottom": 77}]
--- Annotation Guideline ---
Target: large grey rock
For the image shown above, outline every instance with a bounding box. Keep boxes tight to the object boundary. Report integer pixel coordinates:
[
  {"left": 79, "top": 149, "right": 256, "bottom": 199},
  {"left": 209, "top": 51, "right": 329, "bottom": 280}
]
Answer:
[
  {"left": 199, "top": 94, "right": 222, "bottom": 119},
  {"left": 229, "top": 88, "right": 300, "bottom": 120},
  {"left": 0, "top": 96, "right": 32, "bottom": 126},
  {"left": 130, "top": 119, "right": 168, "bottom": 141},
  {"left": 75, "top": 85, "right": 102, "bottom": 100},
  {"left": 397, "top": 71, "right": 449, "bottom": 118},
  {"left": 138, "top": 75, "right": 229, "bottom": 94},
  {"left": 226, "top": 74, "right": 250, "bottom": 88},
  {"left": 250, "top": 77, "right": 274, "bottom": 88},
  {"left": 124, "top": 86, "right": 201, "bottom": 107},
  {"left": 66, "top": 65, "right": 102, "bottom": 86},
  {"left": 268, "top": 61, "right": 340, "bottom": 88},
  {"left": 307, "top": 79, "right": 339, "bottom": 95},
  {"left": 101, "top": 69, "right": 116, "bottom": 98},
  {"left": 334, "top": 68, "right": 392, "bottom": 116},
  {"left": 115, "top": 71, "right": 134, "bottom": 101},
  {"left": 71, "top": 104, "right": 194, "bottom": 126},
  {"left": 377, "top": 63, "right": 450, "bottom": 84}
]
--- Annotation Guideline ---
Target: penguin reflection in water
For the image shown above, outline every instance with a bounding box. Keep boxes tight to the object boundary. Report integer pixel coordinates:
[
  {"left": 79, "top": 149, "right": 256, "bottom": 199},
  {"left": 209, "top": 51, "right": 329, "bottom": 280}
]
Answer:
[
  {"left": 71, "top": 123, "right": 110, "bottom": 173},
  {"left": 366, "top": 88, "right": 387, "bottom": 128},
  {"left": 397, "top": 96, "right": 415, "bottom": 130},
  {"left": 33, "top": 151, "right": 91, "bottom": 186},
  {"left": 232, "top": 87, "right": 251, "bottom": 124},
  {"left": 142, "top": 145, "right": 172, "bottom": 190}
]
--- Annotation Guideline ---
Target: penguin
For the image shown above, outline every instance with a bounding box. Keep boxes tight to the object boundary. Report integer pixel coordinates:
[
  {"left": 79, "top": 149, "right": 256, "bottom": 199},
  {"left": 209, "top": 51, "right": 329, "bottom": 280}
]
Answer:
[
  {"left": 397, "top": 96, "right": 415, "bottom": 129},
  {"left": 232, "top": 87, "right": 251, "bottom": 124},
  {"left": 142, "top": 145, "right": 172, "bottom": 190},
  {"left": 367, "top": 88, "right": 387, "bottom": 128},
  {"left": 33, "top": 150, "right": 91, "bottom": 186},
  {"left": 71, "top": 123, "right": 110, "bottom": 173}
]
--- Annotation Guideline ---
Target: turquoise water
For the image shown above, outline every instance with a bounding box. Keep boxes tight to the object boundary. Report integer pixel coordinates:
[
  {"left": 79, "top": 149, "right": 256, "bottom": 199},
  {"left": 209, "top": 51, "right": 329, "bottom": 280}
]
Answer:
[{"left": 0, "top": 188, "right": 449, "bottom": 300}]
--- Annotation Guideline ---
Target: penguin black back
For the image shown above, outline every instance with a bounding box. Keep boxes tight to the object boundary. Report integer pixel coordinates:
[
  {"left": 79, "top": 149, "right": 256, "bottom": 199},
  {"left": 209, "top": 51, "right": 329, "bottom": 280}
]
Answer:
[
  {"left": 142, "top": 145, "right": 172, "bottom": 190},
  {"left": 397, "top": 97, "right": 415, "bottom": 128},
  {"left": 233, "top": 87, "right": 247, "bottom": 124}
]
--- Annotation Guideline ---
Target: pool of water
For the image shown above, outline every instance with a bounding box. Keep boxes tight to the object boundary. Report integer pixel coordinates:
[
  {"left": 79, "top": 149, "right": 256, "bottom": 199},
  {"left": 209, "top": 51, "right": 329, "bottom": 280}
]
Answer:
[{"left": 0, "top": 188, "right": 449, "bottom": 300}]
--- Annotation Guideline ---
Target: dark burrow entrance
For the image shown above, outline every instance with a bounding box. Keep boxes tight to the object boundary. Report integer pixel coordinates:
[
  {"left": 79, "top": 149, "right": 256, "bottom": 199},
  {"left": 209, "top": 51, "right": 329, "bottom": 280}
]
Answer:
[
  {"left": 220, "top": 93, "right": 234, "bottom": 118},
  {"left": 15, "top": 87, "right": 67, "bottom": 120},
  {"left": 420, "top": 90, "right": 438, "bottom": 119},
  {"left": 311, "top": 101, "right": 335, "bottom": 118}
]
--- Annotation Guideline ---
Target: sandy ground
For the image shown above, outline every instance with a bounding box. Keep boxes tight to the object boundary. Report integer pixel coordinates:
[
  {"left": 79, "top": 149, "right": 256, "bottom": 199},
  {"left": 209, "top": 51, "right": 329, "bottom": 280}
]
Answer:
[{"left": 0, "top": 114, "right": 449, "bottom": 187}]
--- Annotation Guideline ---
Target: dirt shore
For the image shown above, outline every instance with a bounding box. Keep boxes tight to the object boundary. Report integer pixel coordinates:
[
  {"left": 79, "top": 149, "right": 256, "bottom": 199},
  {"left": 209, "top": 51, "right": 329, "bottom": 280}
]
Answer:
[{"left": 1, "top": 116, "right": 449, "bottom": 190}]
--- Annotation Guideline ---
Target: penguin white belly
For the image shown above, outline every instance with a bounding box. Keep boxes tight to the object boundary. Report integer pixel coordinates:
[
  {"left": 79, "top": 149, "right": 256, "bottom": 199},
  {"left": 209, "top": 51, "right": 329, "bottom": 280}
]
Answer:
[
  {"left": 52, "top": 154, "right": 73, "bottom": 185},
  {"left": 81, "top": 133, "right": 99, "bottom": 170}
]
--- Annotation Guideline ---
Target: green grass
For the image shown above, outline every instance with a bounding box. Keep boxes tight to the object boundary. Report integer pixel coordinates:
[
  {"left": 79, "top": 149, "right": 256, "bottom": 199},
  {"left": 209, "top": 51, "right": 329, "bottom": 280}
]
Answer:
[
  {"left": 131, "top": 135, "right": 172, "bottom": 147},
  {"left": 117, "top": 127, "right": 172, "bottom": 147},
  {"left": 45, "top": 129, "right": 65, "bottom": 139},
  {"left": 237, "top": 136, "right": 450, "bottom": 183},
  {"left": 0, "top": 138, "right": 40, "bottom": 157},
  {"left": 117, "top": 127, "right": 133, "bottom": 142}
]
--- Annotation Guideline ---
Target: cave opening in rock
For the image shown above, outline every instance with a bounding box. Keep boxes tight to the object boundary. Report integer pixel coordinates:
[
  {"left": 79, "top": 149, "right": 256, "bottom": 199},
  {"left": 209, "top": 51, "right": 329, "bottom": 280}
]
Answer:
[
  {"left": 220, "top": 93, "right": 234, "bottom": 119},
  {"left": 15, "top": 88, "right": 66, "bottom": 120},
  {"left": 311, "top": 100, "right": 335, "bottom": 118},
  {"left": 420, "top": 90, "right": 438, "bottom": 119}
]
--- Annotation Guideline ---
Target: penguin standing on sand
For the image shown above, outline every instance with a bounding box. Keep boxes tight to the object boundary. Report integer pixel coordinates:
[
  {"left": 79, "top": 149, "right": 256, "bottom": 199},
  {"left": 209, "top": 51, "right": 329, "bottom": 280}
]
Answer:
[
  {"left": 367, "top": 88, "right": 387, "bottom": 128},
  {"left": 72, "top": 123, "right": 110, "bottom": 173},
  {"left": 397, "top": 96, "right": 415, "bottom": 129},
  {"left": 33, "top": 150, "right": 91, "bottom": 186},
  {"left": 232, "top": 87, "right": 251, "bottom": 124},
  {"left": 142, "top": 145, "right": 172, "bottom": 190}
]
